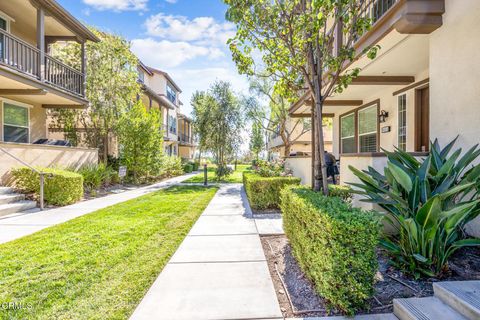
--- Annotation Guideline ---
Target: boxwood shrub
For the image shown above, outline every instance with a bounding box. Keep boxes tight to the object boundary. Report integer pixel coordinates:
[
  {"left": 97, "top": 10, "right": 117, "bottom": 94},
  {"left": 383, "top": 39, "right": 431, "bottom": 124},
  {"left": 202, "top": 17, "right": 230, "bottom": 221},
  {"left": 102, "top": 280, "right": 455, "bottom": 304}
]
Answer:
[
  {"left": 328, "top": 184, "right": 353, "bottom": 202},
  {"left": 183, "top": 163, "right": 193, "bottom": 173},
  {"left": 280, "top": 186, "right": 380, "bottom": 315},
  {"left": 11, "top": 167, "right": 84, "bottom": 206},
  {"left": 243, "top": 172, "right": 301, "bottom": 210}
]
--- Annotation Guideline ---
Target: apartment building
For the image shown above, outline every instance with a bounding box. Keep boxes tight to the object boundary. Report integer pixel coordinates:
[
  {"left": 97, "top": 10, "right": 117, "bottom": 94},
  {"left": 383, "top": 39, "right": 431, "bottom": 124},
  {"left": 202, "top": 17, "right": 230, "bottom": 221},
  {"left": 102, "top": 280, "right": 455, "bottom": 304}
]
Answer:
[{"left": 0, "top": 0, "right": 99, "bottom": 183}]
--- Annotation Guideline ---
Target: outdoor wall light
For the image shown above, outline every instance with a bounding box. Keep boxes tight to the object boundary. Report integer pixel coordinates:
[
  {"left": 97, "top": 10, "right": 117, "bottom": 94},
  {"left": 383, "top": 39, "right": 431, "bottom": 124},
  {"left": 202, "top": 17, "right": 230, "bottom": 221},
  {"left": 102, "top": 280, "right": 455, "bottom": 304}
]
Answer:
[{"left": 379, "top": 110, "right": 389, "bottom": 123}]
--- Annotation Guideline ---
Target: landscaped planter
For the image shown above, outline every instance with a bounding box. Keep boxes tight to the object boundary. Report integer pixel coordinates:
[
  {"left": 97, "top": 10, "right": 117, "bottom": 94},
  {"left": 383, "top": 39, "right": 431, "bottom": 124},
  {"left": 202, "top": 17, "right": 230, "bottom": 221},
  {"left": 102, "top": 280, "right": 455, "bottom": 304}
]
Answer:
[{"left": 243, "top": 172, "right": 300, "bottom": 210}]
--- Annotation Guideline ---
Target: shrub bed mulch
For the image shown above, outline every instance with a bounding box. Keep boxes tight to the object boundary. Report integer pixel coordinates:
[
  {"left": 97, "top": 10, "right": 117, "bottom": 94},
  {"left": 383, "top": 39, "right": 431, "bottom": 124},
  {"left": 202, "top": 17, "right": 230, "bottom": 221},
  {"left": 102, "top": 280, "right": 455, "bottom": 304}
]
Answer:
[{"left": 261, "top": 235, "right": 480, "bottom": 318}]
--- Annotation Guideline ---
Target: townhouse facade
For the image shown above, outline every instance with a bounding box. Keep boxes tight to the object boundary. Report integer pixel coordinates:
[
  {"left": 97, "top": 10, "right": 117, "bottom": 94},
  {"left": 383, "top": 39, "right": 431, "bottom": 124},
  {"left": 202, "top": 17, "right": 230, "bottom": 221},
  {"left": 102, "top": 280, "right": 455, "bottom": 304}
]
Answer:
[
  {"left": 284, "top": 0, "right": 480, "bottom": 235},
  {"left": 137, "top": 65, "right": 196, "bottom": 160},
  {"left": 0, "top": 0, "right": 99, "bottom": 183}
]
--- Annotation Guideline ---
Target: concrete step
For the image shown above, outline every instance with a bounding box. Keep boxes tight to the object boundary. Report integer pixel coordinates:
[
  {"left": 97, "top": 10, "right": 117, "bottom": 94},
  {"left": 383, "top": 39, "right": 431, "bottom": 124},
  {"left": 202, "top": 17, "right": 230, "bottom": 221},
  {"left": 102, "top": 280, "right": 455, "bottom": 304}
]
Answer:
[
  {"left": 394, "top": 297, "right": 466, "bottom": 320},
  {"left": 0, "top": 201, "right": 37, "bottom": 217},
  {"left": 434, "top": 281, "right": 480, "bottom": 320},
  {"left": 0, "top": 193, "right": 25, "bottom": 205},
  {"left": 0, "top": 187, "right": 15, "bottom": 195}
]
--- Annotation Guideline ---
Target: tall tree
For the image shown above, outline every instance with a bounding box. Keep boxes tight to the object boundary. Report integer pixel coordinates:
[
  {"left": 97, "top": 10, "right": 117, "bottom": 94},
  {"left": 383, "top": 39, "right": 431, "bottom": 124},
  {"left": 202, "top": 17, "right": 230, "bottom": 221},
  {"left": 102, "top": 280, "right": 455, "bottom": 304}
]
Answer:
[
  {"left": 191, "top": 81, "right": 244, "bottom": 179},
  {"left": 244, "top": 76, "right": 309, "bottom": 157},
  {"left": 249, "top": 121, "right": 264, "bottom": 160},
  {"left": 49, "top": 28, "right": 140, "bottom": 162},
  {"left": 225, "top": 0, "right": 378, "bottom": 194}
]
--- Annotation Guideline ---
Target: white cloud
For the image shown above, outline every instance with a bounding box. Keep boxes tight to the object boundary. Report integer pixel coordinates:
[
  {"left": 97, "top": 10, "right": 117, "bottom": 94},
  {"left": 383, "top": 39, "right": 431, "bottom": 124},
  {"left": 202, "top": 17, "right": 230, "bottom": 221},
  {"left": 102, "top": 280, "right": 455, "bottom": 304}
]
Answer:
[
  {"left": 83, "top": 0, "right": 148, "bottom": 11},
  {"left": 131, "top": 38, "right": 224, "bottom": 68},
  {"left": 144, "top": 13, "right": 236, "bottom": 44}
]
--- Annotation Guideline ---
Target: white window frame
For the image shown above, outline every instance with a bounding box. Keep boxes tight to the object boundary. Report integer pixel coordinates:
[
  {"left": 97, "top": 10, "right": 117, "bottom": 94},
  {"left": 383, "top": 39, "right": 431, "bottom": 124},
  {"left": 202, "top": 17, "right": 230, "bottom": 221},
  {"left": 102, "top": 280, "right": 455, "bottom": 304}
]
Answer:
[
  {"left": 398, "top": 94, "right": 407, "bottom": 151},
  {"left": 0, "top": 10, "right": 15, "bottom": 33},
  {"left": 1, "top": 98, "right": 32, "bottom": 143},
  {"left": 340, "top": 113, "right": 355, "bottom": 154},
  {"left": 357, "top": 104, "right": 378, "bottom": 153}
]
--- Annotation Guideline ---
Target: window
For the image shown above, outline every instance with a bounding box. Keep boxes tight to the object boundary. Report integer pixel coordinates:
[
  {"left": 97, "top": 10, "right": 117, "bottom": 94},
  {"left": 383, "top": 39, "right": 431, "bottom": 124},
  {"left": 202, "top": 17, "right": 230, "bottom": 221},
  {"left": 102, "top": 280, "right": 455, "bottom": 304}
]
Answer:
[
  {"left": 340, "top": 113, "right": 355, "bottom": 153},
  {"left": 138, "top": 70, "right": 144, "bottom": 83},
  {"left": 340, "top": 102, "right": 379, "bottom": 154},
  {"left": 3, "top": 102, "right": 29, "bottom": 143},
  {"left": 358, "top": 105, "right": 378, "bottom": 152},
  {"left": 168, "top": 115, "right": 177, "bottom": 134},
  {"left": 166, "top": 83, "right": 176, "bottom": 104},
  {"left": 398, "top": 94, "right": 407, "bottom": 151}
]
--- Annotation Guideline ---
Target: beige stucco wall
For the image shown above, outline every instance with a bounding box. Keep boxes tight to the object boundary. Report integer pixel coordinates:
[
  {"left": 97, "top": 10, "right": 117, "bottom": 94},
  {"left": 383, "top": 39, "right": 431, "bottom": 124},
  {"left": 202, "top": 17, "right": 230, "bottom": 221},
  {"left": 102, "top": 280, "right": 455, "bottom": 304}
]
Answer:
[
  {"left": 0, "top": 142, "right": 98, "bottom": 184},
  {"left": 429, "top": 0, "right": 480, "bottom": 237},
  {"left": 179, "top": 145, "right": 195, "bottom": 159},
  {"left": 284, "top": 156, "right": 312, "bottom": 186}
]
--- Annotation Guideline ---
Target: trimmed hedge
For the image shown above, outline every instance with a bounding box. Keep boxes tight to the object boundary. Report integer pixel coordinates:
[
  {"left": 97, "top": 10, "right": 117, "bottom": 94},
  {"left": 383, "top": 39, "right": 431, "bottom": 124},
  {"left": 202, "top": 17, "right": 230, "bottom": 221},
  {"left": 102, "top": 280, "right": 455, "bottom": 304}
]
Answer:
[
  {"left": 11, "top": 167, "right": 84, "bottom": 206},
  {"left": 281, "top": 186, "right": 380, "bottom": 315},
  {"left": 243, "top": 172, "right": 301, "bottom": 210},
  {"left": 328, "top": 184, "right": 353, "bottom": 202},
  {"left": 183, "top": 163, "right": 193, "bottom": 173}
]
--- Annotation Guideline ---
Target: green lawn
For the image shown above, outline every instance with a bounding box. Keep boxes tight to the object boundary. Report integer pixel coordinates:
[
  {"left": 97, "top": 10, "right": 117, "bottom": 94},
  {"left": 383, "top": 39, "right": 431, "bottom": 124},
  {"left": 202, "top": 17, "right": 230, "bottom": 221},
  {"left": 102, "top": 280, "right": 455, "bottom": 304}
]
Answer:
[
  {"left": 183, "top": 164, "right": 251, "bottom": 183},
  {"left": 0, "top": 185, "right": 218, "bottom": 320}
]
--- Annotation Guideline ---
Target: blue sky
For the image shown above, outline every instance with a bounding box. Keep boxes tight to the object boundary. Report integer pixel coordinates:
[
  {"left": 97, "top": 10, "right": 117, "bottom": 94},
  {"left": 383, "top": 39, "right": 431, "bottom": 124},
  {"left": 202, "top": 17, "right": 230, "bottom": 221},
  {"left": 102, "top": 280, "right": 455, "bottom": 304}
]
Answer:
[{"left": 57, "top": 0, "right": 249, "bottom": 117}]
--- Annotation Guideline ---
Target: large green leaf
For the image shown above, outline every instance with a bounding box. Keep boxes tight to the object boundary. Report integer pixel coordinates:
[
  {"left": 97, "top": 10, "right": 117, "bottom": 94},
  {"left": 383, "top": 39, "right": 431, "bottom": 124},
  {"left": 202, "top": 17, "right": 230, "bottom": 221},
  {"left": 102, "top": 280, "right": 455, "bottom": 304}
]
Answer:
[
  {"left": 388, "top": 162, "right": 413, "bottom": 192},
  {"left": 417, "top": 155, "right": 431, "bottom": 182},
  {"left": 439, "top": 136, "right": 458, "bottom": 158},
  {"left": 415, "top": 196, "right": 441, "bottom": 228}
]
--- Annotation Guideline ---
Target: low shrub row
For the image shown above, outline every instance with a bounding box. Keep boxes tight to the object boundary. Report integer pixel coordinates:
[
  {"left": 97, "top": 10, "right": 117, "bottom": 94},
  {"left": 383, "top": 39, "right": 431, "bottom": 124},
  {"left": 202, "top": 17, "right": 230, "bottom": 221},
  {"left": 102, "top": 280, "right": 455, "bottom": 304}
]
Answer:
[
  {"left": 74, "top": 163, "right": 119, "bottom": 192},
  {"left": 11, "top": 167, "right": 84, "bottom": 206},
  {"left": 243, "top": 172, "right": 301, "bottom": 210},
  {"left": 281, "top": 186, "right": 380, "bottom": 315},
  {"left": 183, "top": 163, "right": 193, "bottom": 173}
]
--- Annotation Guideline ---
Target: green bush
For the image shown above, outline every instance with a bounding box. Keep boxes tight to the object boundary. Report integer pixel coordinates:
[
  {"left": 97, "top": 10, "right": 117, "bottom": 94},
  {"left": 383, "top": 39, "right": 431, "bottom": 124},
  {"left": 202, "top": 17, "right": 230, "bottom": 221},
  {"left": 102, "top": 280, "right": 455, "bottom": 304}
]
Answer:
[
  {"left": 11, "top": 167, "right": 84, "bottom": 206},
  {"left": 192, "top": 161, "right": 200, "bottom": 171},
  {"left": 161, "top": 156, "right": 184, "bottom": 177},
  {"left": 350, "top": 138, "right": 480, "bottom": 277},
  {"left": 243, "top": 172, "right": 301, "bottom": 209},
  {"left": 183, "top": 163, "right": 193, "bottom": 173},
  {"left": 75, "top": 163, "right": 118, "bottom": 191},
  {"left": 328, "top": 184, "right": 353, "bottom": 202},
  {"left": 281, "top": 186, "right": 380, "bottom": 315}
]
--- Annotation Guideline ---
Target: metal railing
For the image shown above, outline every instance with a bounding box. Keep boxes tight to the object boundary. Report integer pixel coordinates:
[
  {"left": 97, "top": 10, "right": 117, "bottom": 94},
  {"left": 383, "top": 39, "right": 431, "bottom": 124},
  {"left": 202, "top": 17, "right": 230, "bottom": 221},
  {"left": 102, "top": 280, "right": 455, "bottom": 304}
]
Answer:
[
  {"left": 0, "top": 28, "right": 85, "bottom": 97},
  {"left": 0, "top": 147, "right": 49, "bottom": 210},
  {"left": 0, "top": 29, "right": 40, "bottom": 77},
  {"left": 358, "top": 0, "right": 397, "bottom": 24},
  {"left": 178, "top": 133, "right": 191, "bottom": 143}
]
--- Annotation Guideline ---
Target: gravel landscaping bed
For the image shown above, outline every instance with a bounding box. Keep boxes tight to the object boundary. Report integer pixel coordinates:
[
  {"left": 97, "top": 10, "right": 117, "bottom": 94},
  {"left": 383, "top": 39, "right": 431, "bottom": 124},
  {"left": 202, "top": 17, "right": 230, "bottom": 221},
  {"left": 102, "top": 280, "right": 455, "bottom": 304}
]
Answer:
[{"left": 261, "top": 235, "right": 480, "bottom": 318}]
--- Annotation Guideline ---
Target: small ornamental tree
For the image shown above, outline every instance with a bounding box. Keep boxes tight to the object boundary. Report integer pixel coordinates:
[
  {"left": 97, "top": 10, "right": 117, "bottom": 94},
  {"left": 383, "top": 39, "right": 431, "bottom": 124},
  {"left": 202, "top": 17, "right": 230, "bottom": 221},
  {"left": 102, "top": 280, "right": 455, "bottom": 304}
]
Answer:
[
  {"left": 249, "top": 121, "right": 264, "bottom": 160},
  {"left": 117, "top": 102, "right": 163, "bottom": 182},
  {"left": 225, "top": 0, "right": 379, "bottom": 193},
  {"left": 49, "top": 28, "right": 140, "bottom": 162},
  {"left": 244, "top": 76, "right": 310, "bottom": 157},
  {"left": 191, "top": 81, "right": 244, "bottom": 179}
]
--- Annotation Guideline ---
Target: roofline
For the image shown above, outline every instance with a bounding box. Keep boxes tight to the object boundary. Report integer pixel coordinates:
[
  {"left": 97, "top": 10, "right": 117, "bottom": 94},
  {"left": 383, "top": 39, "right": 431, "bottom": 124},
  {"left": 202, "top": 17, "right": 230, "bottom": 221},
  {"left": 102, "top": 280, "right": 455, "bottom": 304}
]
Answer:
[
  {"left": 178, "top": 113, "right": 193, "bottom": 122},
  {"left": 37, "top": 0, "right": 100, "bottom": 42},
  {"left": 138, "top": 61, "right": 153, "bottom": 76},
  {"left": 147, "top": 67, "right": 182, "bottom": 93}
]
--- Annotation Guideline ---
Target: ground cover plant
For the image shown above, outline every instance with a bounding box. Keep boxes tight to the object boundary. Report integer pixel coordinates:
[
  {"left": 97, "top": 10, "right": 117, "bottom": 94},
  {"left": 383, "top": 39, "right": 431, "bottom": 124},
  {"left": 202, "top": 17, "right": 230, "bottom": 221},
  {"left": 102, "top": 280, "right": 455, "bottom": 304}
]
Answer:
[
  {"left": 182, "top": 164, "right": 251, "bottom": 183},
  {"left": 0, "top": 185, "right": 218, "bottom": 320},
  {"left": 350, "top": 138, "right": 480, "bottom": 277}
]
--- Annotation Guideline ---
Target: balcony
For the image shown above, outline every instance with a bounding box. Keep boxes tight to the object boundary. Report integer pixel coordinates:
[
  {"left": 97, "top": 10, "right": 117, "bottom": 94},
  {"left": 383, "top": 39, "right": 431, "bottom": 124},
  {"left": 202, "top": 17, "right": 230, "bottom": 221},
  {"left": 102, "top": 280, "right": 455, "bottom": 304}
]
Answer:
[
  {"left": 0, "top": 28, "right": 84, "bottom": 97},
  {"left": 178, "top": 133, "right": 192, "bottom": 145}
]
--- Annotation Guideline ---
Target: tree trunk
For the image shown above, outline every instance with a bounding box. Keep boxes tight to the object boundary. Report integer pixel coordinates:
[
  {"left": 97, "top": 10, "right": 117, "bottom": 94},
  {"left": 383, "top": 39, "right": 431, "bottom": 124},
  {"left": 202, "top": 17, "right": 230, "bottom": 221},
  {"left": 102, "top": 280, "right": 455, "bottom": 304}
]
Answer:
[
  {"left": 284, "top": 143, "right": 291, "bottom": 157},
  {"left": 312, "top": 76, "right": 329, "bottom": 195}
]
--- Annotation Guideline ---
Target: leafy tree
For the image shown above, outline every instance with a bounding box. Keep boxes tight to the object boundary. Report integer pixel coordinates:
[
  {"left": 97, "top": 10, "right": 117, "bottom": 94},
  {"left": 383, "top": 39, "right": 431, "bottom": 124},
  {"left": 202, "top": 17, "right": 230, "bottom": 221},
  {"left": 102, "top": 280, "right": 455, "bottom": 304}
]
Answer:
[
  {"left": 191, "top": 81, "right": 244, "bottom": 179},
  {"left": 116, "top": 102, "right": 163, "bottom": 182},
  {"left": 49, "top": 27, "right": 141, "bottom": 162},
  {"left": 249, "top": 120, "right": 264, "bottom": 160},
  {"left": 225, "top": 0, "right": 379, "bottom": 193},
  {"left": 244, "top": 76, "right": 310, "bottom": 157}
]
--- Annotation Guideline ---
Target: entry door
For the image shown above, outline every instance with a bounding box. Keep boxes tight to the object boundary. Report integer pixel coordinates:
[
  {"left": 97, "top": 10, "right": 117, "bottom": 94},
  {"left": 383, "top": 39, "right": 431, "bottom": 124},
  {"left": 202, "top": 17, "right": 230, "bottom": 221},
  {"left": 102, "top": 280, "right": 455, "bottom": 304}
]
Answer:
[{"left": 415, "top": 87, "right": 430, "bottom": 152}]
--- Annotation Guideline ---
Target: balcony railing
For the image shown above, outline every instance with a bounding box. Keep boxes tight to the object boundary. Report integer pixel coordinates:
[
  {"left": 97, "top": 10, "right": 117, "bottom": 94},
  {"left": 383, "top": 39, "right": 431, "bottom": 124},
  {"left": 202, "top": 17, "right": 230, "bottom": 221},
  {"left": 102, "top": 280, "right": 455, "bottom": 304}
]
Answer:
[
  {"left": 0, "top": 29, "right": 85, "bottom": 97},
  {"left": 358, "top": 0, "right": 397, "bottom": 25},
  {"left": 178, "top": 133, "right": 191, "bottom": 144}
]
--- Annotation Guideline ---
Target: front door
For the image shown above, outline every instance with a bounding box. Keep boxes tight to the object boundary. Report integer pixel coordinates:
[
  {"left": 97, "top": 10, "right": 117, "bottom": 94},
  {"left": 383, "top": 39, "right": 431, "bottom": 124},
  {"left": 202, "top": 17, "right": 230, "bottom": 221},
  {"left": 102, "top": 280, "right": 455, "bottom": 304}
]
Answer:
[{"left": 415, "top": 86, "right": 430, "bottom": 152}]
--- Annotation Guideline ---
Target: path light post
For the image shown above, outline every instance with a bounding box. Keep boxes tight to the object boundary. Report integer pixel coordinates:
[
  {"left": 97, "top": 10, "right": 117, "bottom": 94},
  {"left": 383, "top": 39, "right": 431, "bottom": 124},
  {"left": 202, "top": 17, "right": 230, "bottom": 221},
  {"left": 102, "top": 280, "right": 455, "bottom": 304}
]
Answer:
[{"left": 203, "top": 164, "right": 208, "bottom": 186}]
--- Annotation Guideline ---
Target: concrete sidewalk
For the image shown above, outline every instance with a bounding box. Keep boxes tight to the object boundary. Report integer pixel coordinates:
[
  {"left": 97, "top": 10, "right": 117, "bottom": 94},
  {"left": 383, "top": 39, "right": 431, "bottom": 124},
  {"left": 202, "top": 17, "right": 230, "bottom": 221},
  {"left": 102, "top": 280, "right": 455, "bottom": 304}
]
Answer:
[
  {"left": 130, "top": 184, "right": 283, "bottom": 320},
  {"left": 0, "top": 173, "right": 196, "bottom": 244}
]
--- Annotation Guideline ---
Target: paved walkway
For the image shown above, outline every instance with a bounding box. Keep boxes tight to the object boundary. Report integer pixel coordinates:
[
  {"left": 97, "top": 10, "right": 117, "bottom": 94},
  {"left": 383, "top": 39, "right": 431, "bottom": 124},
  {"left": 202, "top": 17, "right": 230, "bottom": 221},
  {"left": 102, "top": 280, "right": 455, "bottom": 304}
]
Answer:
[
  {"left": 130, "top": 184, "right": 283, "bottom": 320},
  {"left": 0, "top": 173, "right": 196, "bottom": 244}
]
